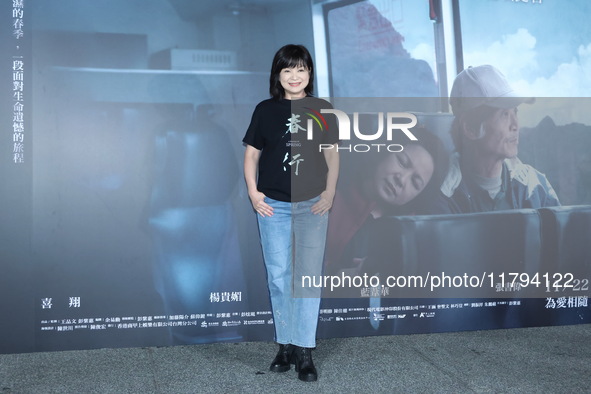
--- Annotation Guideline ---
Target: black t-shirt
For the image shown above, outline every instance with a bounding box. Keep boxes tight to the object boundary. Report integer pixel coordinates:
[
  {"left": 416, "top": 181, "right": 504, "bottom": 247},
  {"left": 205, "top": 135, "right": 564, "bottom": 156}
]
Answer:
[{"left": 243, "top": 97, "right": 339, "bottom": 202}]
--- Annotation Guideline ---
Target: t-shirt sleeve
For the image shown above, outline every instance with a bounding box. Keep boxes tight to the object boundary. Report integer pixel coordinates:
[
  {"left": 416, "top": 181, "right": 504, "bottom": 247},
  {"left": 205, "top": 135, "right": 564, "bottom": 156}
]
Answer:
[{"left": 242, "top": 104, "right": 264, "bottom": 150}]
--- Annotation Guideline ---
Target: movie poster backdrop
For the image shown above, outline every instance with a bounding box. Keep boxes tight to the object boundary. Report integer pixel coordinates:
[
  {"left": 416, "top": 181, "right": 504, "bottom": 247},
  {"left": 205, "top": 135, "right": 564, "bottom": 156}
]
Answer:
[{"left": 0, "top": 0, "right": 589, "bottom": 354}]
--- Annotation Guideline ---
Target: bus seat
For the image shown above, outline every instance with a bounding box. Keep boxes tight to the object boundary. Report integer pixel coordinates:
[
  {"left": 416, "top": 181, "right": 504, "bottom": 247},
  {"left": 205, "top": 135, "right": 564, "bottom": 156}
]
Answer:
[
  {"left": 366, "top": 209, "right": 542, "bottom": 298},
  {"left": 539, "top": 205, "right": 591, "bottom": 282}
]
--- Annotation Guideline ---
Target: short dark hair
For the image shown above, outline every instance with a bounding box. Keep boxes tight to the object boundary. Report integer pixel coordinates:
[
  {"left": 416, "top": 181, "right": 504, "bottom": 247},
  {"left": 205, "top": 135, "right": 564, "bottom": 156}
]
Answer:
[{"left": 269, "top": 44, "right": 315, "bottom": 100}]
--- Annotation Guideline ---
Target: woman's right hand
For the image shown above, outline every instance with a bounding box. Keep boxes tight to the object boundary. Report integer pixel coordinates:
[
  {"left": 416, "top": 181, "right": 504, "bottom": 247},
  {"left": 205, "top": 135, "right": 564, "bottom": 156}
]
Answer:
[{"left": 249, "top": 190, "right": 274, "bottom": 217}]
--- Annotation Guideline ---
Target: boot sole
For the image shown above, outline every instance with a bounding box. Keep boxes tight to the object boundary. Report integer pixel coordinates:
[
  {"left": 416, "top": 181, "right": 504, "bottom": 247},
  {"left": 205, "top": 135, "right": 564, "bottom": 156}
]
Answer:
[
  {"left": 269, "top": 364, "right": 290, "bottom": 373},
  {"left": 298, "top": 372, "right": 318, "bottom": 382}
]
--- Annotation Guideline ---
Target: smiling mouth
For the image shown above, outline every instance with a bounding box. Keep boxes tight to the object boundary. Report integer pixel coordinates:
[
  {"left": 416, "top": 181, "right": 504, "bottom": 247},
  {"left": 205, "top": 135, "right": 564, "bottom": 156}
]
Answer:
[{"left": 289, "top": 82, "right": 301, "bottom": 87}]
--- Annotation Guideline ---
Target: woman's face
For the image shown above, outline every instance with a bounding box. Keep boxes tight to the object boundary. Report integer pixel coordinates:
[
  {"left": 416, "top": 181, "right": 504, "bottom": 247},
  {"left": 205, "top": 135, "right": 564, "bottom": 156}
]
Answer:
[
  {"left": 372, "top": 144, "right": 434, "bottom": 206},
  {"left": 279, "top": 65, "right": 309, "bottom": 99}
]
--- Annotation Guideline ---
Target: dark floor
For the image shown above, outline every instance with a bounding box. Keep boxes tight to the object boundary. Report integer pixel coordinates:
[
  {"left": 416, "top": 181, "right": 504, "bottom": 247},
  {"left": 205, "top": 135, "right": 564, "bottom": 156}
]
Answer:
[{"left": 1, "top": 324, "right": 590, "bottom": 393}]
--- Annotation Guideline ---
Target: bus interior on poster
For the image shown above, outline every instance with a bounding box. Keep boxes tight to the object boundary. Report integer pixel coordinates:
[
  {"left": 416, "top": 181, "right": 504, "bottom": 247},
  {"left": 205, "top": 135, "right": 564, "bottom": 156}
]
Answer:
[{"left": 1, "top": 0, "right": 588, "bottom": 353}]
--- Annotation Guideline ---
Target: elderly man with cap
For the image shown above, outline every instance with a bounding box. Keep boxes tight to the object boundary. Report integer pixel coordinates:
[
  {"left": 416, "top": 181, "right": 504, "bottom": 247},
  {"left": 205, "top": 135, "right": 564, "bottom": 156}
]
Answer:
[{"left": 431, "top": 65, "right": 560, "bottom": 214}]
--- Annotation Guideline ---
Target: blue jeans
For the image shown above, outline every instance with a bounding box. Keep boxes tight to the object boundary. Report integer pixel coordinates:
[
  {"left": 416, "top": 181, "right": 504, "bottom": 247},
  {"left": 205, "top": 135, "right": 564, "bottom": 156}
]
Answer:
[{"left": 257, "top": 196, "right": 328, "bottom": 348}]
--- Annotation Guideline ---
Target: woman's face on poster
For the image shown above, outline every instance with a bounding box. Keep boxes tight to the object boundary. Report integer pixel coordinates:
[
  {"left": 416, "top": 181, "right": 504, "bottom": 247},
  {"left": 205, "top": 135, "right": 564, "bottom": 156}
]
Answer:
[{"left": 372, "top": 144, "right": 434, "bottom": 206}]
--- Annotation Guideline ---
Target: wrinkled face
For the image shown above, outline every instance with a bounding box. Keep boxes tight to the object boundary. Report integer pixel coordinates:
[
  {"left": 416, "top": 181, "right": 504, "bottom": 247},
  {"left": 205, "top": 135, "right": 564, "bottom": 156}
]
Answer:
[
  {"left": 372, "top": 144, "right": 434, "bottom": 206},
  {"left": 279, "top": 65, "right": 309, "bottom": 99},
  {"left": 479, "top": 107, "right": 519, "bottom": 159}
]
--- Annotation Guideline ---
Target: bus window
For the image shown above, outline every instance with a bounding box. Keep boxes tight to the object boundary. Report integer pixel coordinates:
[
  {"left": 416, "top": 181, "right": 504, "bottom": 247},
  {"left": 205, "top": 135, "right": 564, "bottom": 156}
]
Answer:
[
  {"left": 457, "top": 0, "right": 591, "bottom": 205},
  {"left": 324, "top": 0, "right": 439, "bottom": 101},
  {"left": 457, "top": 0, "right": 591, "bottom": 98}
]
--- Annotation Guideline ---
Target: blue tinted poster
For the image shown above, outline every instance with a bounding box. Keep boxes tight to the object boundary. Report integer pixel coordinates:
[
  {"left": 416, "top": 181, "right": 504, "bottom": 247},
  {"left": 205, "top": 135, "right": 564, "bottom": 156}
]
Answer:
[{"left": 1, "top": 0, "right": 590, "bottom": 354}]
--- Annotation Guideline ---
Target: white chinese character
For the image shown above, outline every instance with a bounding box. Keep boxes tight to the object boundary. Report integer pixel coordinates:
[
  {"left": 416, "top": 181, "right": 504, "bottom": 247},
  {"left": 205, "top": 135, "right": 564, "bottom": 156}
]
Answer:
[
  {"left": 230, "top": 292, "right": 241, "bottom": 302},
  {"left": 556, "top": 297, "right": 567, "bottom": 308},
  {"left": 13, "top": 81, "right": 23, "bottom": 92},
  {"left": 68, "top": 297, "right": 81, "bottom": 308},
  {"left": 221, "top": 292, "right": 230, "bottom": 302},
  {"left": 283, "top": 153, "right": 304, "bottom": 175},
  {"left": 13, "top": 142, "right": 24, "bottom": 153},
  {"left": 41, "top": 298, "right": 52, "bottom": 309},
  {"left": 285, "top": 114, "right": 306, "bottom": 135},
  {"left": 12, "top": 60, "right": 23, "bottom": 71},
  {"left": 209, "top": 292, "right": 220, "bottom": 302},
  {"left": 545, "top": 297, "right": 556, "bottom": 309}
]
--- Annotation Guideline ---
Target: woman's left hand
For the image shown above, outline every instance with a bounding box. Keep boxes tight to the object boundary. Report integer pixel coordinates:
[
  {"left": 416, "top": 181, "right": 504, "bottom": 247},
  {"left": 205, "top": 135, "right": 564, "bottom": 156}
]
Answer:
[{"left": 311, "top": 190, "right": 335, "bottom": 215}]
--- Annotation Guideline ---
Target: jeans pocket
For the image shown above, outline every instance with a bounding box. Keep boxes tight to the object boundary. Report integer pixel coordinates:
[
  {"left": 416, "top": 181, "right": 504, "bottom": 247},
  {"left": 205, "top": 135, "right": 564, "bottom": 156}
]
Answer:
[{"left": 264, "top": 196, "right": 279, "bottom": 205}]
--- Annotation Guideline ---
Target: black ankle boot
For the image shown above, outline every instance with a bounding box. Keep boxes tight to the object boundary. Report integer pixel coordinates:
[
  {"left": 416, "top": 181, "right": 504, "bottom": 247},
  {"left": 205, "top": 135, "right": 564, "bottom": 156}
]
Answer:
[
  {"left": 269, "top": 344, "right": 294, "bottom": 372},
  {"left": 294, "top": 346, "right": 317, "bottom": 382}
]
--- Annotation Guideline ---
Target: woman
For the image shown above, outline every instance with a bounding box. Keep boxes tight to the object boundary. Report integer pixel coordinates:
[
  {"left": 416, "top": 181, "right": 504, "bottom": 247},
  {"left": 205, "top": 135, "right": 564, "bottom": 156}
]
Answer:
[
  {"left": 242, "top": 44, "right": 339, "bottom": 382},
  {"left": 324, "top": 127, "right": 448, "bottom": 277}
]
